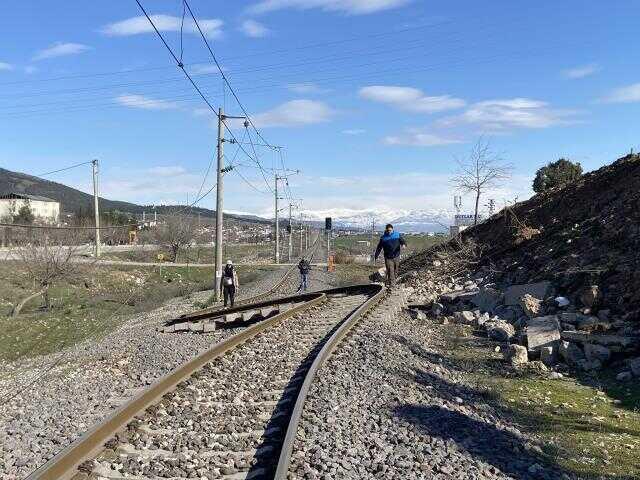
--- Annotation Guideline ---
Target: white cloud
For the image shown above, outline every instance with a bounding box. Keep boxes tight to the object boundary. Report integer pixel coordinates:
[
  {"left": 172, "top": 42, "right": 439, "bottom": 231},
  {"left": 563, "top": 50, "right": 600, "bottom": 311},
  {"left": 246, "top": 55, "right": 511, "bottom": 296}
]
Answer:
[
  {"left": 438, "top": 98, "right": 578, "bottom": 132},
  {"left": 342, "top": 128, "right": 366, "bottom": 135},
  {"left": 115, "top": 94, "right": 178, "bottom": 110},
  {"left": 33, "top": 42, "right": 91, "bottom": 61},
  {"left": 248, "top": 0, "right": 411, "bottom": 15},
  {"left": 240, "top": 19, "right": 270, "bottom": 38},
  {"left": 601, "top": 83, "right": 640, "bottom": 104},
  {"left": 102, "top": 15, "right": 223, "bottom": 39},
  {"left": 359, "top": 85, "right": 466, "bottom": 113},
  {"left": 287, "top": 83, "right": 330, "bottom": 94},
  {"left": 0, "top": 62, "right": 13, "bottom": 71},
  {"left": 384, "top": 128, "right": 463, "bottom": 146},
  {"left": 249, "top": 99, "right": 335, "bottom": 128},
  {"left": 563, "top": 63, "right": 600, "bottom": 79}
]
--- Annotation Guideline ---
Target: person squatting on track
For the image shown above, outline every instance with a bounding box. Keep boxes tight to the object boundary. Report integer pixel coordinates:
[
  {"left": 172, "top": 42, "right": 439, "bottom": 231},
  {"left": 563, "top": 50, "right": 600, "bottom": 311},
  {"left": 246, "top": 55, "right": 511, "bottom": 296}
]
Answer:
[
  {"left": 220, "top": 260, "right": 239, "bottom": 307},
  {"left": 374, "top": 223, "right": 406, "bottom": 286},
  {"left": 297, "top": 256, "right": 311, "bottom": 292}
]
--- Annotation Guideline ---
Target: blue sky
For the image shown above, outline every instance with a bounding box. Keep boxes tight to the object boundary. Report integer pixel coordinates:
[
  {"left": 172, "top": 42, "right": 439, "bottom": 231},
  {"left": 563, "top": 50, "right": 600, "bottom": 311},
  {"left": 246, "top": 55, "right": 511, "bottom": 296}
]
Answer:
[{"left": 1, "top": 0, "right": 639, "bottom": 220}]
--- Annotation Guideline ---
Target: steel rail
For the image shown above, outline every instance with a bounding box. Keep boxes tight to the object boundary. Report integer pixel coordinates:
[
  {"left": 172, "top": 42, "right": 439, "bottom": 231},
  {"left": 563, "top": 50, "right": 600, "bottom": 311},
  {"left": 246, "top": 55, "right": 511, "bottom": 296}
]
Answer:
[
  {"left": 274, "top": 283, "right": 387, "bottom": 479},
  {"left": 25, "top": 292, "right": 327, "bottom": 480},
  {"left": 239, "top": 231, "right": 322, "bottom": 304}
]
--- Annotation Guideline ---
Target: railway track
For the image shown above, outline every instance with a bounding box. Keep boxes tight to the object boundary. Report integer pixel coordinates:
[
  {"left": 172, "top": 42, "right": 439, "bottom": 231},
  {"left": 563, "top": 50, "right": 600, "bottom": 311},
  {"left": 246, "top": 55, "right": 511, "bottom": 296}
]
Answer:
[
  {"left": 235, "top": 232, "right": 323, "bottom": 307},
  {"left": 27, "top": 282, "right": 386, "bottom": 480}
]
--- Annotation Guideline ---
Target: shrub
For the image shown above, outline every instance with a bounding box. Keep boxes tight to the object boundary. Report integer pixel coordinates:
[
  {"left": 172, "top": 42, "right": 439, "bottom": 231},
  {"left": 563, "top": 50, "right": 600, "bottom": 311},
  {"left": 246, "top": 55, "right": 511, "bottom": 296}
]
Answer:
[{"left": 533, "top": 158, "right": 583, "bottom": 193}]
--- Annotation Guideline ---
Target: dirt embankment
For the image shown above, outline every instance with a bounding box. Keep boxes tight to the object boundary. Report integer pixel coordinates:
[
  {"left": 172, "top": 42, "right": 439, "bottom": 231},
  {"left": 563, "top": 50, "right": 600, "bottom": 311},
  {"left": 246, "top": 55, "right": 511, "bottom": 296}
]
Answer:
[{"left": 403, "top": 153, "right": 640, "bottom": 320}]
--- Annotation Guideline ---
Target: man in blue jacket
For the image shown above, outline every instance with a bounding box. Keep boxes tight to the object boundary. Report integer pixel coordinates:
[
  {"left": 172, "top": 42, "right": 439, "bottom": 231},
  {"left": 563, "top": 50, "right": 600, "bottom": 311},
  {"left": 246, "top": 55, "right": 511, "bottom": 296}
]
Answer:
[{"left": 374, "top": 223, "right": 406, "bottom": 286}]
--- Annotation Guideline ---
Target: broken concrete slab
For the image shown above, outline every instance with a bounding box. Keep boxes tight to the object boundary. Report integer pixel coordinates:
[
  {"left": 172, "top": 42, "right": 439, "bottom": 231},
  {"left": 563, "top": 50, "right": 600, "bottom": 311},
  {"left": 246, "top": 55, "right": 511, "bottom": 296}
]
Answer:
[
  {"left": 504, "top": 281, "right": 551, "bottom": 306},
  {"left": 440, "top": 289, "right": 479, "bottom": 303},
  {"left": 560, "top": 331, "right": 640, "bottom": 352},
  {"left": 629, "top": 357, "right": 640, "bottom": 377},
  {"left": 559, "top": 340, "right": 585, "bottom": 366},
  {"left": 540, "top": 345, "right": 557, "bottom": 366},
  {"left": 584, "top": 343, "right": 611, "bottom": 364},
  {"left": 471, "top": 287, "right": 501, "bottom": 312},
  {"left": 525, "top": 315, "right": 561, "bottom": 352}
]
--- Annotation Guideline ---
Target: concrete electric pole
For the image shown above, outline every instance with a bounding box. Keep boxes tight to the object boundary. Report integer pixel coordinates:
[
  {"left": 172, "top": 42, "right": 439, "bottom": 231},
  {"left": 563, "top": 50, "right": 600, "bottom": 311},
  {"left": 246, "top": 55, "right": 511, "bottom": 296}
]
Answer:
[
  {"left": 299, "top": 212, "right": 304, "bottom": 255},
  {"left": 214, "top": 108, "right": 246, "bottom": 301},
  {"left": 214, "top": 107, "right": 225, "bottom": 301},
  {"left": 91, "top": 159, "right": 101, "bottom": 258},
  {"left": 274, "top": 174, "right": 281, "bottom": 264},
  {"left": 288, "top": 203, "right": 293, "bottom": 262}
]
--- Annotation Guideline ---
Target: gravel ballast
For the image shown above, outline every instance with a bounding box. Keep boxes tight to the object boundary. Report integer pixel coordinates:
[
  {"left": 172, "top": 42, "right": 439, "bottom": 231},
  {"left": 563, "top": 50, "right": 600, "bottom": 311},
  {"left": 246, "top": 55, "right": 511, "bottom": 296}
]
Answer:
[
  {"left": 288, "top": 289, "right": 575, "bottom": 480},
  {"left": 0, "top": 263, "right": 300, "bottom": 479}
]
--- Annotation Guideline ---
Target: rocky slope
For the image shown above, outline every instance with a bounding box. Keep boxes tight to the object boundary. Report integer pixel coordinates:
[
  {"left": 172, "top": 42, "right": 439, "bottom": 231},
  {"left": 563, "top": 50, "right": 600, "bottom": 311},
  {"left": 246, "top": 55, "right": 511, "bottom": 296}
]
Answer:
[{"left": 400, "top": 153, "right": 640, "bottom": 378}]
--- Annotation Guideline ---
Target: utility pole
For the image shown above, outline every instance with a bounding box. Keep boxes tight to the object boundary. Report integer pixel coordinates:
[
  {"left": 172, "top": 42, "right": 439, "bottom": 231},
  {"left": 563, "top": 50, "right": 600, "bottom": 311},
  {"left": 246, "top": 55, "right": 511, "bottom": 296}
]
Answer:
[
  {"left": 299, "top": 212, "right": 304, "bottom": 254},
  {"left": 274, "top": 174, "right": 281, "bottom": 264},
  {"left": 92, "top": 159, "right": 101, "bottom": 258},
  {"left": 288, "top": 203, "right": 293, "bottom": 262},
  {"left": 214, "top": 107, "right": 225, "bottom": 301},
  {"left": 213, "top": 108, "right": 246, "bottom": 300}
]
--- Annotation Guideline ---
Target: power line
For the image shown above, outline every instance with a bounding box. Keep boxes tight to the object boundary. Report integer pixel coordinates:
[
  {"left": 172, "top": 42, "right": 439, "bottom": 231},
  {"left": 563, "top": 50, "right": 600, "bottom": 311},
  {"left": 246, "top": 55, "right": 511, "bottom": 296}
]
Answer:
[
  {"left": 35, "top": 161, "right": 93, "bottom": 178},
  {"left": 183, "top": 0, "right": 277, "bottom": 151},
  {"left": 135, "top": 0, "right": 276, "bottom": 188},
  {"left": 0, "top": 20, "right": 453, "bottom": 88}
]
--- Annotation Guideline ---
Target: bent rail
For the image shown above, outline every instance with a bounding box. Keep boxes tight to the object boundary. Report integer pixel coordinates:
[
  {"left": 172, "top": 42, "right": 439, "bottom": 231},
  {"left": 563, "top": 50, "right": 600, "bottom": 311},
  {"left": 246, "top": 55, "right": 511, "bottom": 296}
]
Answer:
[{"left": 274, "top": 282, "right": 386, "bottom": 479}]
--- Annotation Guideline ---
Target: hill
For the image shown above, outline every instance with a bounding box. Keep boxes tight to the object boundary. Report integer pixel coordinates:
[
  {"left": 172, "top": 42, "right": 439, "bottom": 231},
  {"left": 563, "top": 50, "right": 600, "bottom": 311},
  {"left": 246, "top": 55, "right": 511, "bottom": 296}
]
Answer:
[
  {"left": 0, "top": 167, "right": 270, "bottom": 224},
  {"left": 404, "top": 152, "right": 640, "bottom": 317}
]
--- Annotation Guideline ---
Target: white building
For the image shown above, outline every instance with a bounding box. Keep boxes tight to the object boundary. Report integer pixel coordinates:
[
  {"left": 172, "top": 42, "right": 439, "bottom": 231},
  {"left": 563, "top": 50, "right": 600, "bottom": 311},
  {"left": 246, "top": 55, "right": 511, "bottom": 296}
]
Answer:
[{"left": 0, "top": 192, "right": 60, "bottom": 224}]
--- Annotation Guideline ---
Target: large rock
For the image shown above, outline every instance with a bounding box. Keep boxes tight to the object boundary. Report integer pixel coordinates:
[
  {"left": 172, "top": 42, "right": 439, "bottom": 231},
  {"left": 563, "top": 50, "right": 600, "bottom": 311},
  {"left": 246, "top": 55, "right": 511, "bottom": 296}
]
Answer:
[
  {"left": 520, "top": 294, "right": 544, "bottom": 318},
  {"left": 504, "top": 344, "right": 528, "bottom": 365},
  {"left": 629, "top": 357, "right": 640, "bottom": 377},
  {"left": 471, "top": 287, "right": 501, "bottom": 312},
  {"left": 504, "top": 281, "right": 552, "bottom": 306},
  {"left": 584, "top": 344, "right": 611, "bottom": 364},
  {"left": 560, "top": 331, "right": 640, "bottom": 353},
  {"left": 440, "top": 289, "right": 479, "bottom": 303},
  {"left": 540, "top": 345, "right": 557, "bottom": 366},
  {"left": 486, "top": 320, "right": 515, "bottom": 342},
  {"left": 525, "top": 315, "right": 561, "bottom": 352},
  {"left": 580, "top": 285, "right": 602, "bottom": 308},
  {"left": 559, "top": 340, "right": 585, "bottom": 366},
  {"left": 453, "top": 310, "right": 475, "bottom": 324},
  {"left": 576, "top": 315, "right": 611, "bottom": 332}
]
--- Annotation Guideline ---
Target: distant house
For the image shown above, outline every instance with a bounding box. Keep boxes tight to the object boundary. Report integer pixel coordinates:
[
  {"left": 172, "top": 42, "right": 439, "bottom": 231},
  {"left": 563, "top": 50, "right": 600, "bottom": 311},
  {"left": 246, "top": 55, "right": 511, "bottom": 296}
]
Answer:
[{"left": 0, "top": 192, "right": 60, "bottom": 224}]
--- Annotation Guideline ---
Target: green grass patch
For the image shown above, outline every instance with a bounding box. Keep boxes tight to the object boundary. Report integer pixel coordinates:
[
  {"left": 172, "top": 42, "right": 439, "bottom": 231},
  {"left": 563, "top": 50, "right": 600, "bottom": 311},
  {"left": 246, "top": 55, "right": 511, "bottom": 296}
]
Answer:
[
  {"left": 105, "top": 243, "right": 275, "bottom": 264},
  {"left": 0, "top": 263, "right": 214, "bottom": 362},
  {"left": 333, "top": 233, "right": 446, "bottom": 259},
  {"left": 440, "top": 326, "right": 640, "bottom": 479}
]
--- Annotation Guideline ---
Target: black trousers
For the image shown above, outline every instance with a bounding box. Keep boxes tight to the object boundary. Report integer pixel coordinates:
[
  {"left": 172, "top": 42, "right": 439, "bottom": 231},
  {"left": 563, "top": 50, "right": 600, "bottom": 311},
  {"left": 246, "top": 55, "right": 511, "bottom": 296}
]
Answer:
[{"left": 223, "top": 285, "right": 236, "bottom": 307}]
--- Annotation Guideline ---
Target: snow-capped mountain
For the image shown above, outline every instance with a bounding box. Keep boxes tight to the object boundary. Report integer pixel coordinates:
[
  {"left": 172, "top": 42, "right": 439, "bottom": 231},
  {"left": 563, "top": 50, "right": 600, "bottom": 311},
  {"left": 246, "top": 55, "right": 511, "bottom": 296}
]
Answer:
[{"left": 299, "top": 208, "right": 454, "bottom": 233}]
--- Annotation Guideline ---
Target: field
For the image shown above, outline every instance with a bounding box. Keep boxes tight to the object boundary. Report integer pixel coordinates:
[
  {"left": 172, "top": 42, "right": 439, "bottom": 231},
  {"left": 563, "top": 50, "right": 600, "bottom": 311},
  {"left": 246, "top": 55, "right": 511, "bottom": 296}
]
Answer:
[
  {"left": 332, "top": 233, "right": 446, "bottom": 263},
  {"left": 0, "top": 262, "right": 276, "bottom": 362},
  {"left": 103, "top": 243, "right": 275, "bottom": 264}
]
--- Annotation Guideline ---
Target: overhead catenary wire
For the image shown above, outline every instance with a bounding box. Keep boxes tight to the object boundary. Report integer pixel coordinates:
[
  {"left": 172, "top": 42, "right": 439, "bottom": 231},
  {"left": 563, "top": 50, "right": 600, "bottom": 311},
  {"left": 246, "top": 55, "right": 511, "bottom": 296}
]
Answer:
[
  {"left": 182, "top": 0, "right": 277, "bottom": 151},
  {"left": 134, "top": 0, "right": 280, "bottom": 189},
  {"left": 35, "top": 160, "right": 93, "bottom": 178}
]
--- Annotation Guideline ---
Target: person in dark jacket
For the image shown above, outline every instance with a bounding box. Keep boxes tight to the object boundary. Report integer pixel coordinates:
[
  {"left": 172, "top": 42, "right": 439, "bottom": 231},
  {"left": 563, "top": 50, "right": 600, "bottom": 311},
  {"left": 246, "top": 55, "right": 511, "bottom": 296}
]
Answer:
[
  {"left": 297, "top": 257, "right": 311, "bottom": 292},
  {"left": 220, "top": 260, "right": 239, "bottom": 307},
  {"left": 374, "top": 224, "right": 406, "bottom": 286}
]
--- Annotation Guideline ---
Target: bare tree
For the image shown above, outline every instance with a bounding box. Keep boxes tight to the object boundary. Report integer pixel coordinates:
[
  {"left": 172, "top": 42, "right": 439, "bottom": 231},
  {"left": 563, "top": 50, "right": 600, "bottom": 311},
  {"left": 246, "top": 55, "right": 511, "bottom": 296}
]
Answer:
[
  {"left": 12, "top": 230, "right": 88, "bottom": 316},
  {"left": 451, "top": 138, "right": 512, "bottom": 225},
  {"left": 153, "top": 213, "right": 196, "bottom": 262}
]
